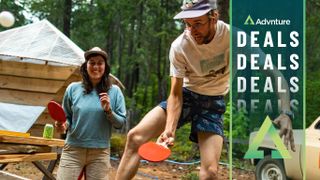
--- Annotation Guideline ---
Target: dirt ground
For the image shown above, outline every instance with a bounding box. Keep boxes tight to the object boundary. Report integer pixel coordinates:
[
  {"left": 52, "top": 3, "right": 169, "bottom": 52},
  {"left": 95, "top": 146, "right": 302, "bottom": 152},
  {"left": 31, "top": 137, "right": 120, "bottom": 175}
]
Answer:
[{"left": 2, "top": 160, "right": 254, "bottom": 180}]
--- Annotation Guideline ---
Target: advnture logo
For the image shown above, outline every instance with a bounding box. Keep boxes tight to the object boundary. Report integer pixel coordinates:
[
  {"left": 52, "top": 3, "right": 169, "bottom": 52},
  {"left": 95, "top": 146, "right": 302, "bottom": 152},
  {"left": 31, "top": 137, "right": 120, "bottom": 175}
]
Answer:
[
  {"left": 244, "top": 116, "right": 292, "bottom": 159},
  {"left": 244, "top": 15, "right": 254, "bottom": 25},
  {"left": 244, "top": 15, "right": 291, "bottom": 26}
]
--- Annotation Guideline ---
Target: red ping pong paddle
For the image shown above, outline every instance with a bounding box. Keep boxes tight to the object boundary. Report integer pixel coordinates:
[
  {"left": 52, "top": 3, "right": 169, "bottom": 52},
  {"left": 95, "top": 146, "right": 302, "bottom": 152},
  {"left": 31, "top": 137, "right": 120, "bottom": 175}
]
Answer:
[
  {"left": 138, "top": 142, "right": 171, "bottom": 162},
  {"left": 47, "top": 100, "right": 66, "bottom": 123}
]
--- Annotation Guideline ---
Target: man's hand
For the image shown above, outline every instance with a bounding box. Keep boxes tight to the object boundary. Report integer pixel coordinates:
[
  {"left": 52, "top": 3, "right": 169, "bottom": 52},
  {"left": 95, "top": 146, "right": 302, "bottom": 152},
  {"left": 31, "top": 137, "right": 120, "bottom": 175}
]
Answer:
[
  {"left": 273, "top": 113, "right": 296, "bottom": 152},
  {"left": 157, "top": 130, "right": 175, "bottom": 146}
]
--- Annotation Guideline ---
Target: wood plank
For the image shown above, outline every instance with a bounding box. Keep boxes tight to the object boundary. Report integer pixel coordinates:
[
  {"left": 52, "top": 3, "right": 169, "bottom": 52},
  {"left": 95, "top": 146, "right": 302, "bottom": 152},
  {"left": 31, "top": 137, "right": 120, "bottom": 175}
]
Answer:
[
  {"left": 0, "top": 153, "right": 57, "bottom": 163},
  {"left": 32, "top": 74, "right": 81, "bottom": 126},
  {"left": 0, "top": 60, "right": 77, "bottom": 80},
  {"left": 0, "top": 170, "right": 31, "bottom": 180},
  {"left": 0, "top": 89, "right": 56, "bottom": 106},
  {"left": 0, "top": 130, "right": 30, "bottom": 138},
  {"left": 0, "top": 75, "right": 65, "bottom": 93},
  {"left": 0, "top": 143, "right": 51, "bottom": 154},
  {"left": 0, "top": 135, "right": 64, "bottom": 147}
]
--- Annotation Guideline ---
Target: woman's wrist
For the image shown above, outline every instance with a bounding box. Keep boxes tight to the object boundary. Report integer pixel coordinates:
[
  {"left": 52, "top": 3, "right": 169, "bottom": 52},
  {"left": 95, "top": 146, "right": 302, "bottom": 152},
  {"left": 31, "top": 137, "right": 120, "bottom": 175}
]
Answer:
[{"left": 105, "top": 109, "right": 112, "bottom": 114}]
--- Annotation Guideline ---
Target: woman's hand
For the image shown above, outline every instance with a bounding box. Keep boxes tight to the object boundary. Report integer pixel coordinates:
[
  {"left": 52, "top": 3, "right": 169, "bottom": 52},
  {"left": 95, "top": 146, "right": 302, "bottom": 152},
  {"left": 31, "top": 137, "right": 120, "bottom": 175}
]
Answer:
[
  {"left": 99, "top": 92, "right": 112, "bottom": 114},
  {"left": 54, "top": 121, "right": 67, "bottom": 133}
]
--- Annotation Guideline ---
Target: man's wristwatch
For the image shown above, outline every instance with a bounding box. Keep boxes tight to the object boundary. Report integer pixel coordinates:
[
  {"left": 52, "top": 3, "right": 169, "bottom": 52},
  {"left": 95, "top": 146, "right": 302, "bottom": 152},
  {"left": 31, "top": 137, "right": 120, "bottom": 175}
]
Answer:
[{"left": 281, "top": 110, "right": 294, "bottom": 120}]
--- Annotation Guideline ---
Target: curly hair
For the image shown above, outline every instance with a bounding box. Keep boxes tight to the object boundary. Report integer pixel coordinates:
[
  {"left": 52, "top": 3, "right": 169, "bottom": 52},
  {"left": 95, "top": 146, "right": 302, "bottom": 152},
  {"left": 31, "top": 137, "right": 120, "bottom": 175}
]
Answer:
[{"left": 80, "top": 54, "right": 112, "bottom": 94}]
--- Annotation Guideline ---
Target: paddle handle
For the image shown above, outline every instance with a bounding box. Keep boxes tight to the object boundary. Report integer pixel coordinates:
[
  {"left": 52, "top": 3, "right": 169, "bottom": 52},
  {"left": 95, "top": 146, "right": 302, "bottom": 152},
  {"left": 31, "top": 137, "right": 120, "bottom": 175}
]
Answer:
[
  {"left": 157, "top": 137, "right": 174, "bottom": 148},
  {"left": 158, "top": 142, "right": 168, "bottom": 148}
]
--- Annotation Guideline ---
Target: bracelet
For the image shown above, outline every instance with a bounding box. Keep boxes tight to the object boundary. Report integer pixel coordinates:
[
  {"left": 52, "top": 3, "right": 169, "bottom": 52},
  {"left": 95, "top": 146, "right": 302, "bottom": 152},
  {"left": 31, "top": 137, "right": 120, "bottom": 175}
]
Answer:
[{"left": 281, "top": 110, "right": 294, "bottom": 120}]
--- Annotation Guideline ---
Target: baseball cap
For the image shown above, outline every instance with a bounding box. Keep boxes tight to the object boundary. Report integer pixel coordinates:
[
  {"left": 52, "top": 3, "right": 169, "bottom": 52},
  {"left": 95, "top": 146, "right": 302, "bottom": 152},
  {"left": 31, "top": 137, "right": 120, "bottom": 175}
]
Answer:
[{"left": 174, "top": 0, "right": 217, "bottom": 19}]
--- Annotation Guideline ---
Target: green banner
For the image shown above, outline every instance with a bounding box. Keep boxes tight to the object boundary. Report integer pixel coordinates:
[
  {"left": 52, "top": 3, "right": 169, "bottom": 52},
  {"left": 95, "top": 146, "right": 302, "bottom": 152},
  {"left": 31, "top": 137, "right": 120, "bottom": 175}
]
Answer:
[{"left": 232, "top": 0, "right": 304, "bottom": 179}]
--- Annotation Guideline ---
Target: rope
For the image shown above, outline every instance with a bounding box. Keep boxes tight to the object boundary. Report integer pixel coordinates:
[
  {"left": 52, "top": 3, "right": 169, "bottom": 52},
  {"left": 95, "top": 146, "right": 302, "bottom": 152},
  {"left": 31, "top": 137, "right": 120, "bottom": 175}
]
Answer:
[
  {"left": 136, "top": 172, "right": 159, "bottom": 180},
  {"left": 164, "top": 159, "right": 200, "bottom": 165},
  {"left": 111, "top": 156, "right": 229, "bottom": 166},
  {"left": 110, "top": 156, "right": 232, "bottom": 179}
]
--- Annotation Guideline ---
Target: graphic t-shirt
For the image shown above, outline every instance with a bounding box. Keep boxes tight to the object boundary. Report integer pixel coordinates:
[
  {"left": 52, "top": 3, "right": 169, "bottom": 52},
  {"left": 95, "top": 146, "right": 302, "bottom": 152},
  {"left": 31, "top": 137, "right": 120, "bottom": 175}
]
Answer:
[{"left": 170, "top": 20, "right": 230, "bottom": 96}]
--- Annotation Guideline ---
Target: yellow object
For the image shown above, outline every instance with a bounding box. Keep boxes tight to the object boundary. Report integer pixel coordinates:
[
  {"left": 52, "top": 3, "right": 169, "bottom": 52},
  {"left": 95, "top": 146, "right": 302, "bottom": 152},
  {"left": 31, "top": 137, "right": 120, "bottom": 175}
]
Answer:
[{"left": 0, "top": 130, "right": 30, "bottom": 137}]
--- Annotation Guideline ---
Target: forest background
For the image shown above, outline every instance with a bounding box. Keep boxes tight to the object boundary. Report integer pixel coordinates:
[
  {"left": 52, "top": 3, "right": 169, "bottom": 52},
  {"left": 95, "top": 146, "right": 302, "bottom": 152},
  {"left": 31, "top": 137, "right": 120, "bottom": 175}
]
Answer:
[{"left": 0, "top": 0, "right": 319, "bottom": 162}]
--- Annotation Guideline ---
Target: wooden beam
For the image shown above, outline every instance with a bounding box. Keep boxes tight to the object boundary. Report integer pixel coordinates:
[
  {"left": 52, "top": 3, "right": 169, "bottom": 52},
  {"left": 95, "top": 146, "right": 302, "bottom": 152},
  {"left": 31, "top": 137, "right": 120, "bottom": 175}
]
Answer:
[
  {"left": 0, "top": 60, "right": 76, "bottom": 80},
  {"left": 0, "top": 89, "right": 56, "bottom": 106},
  {"left": 0, "top": 135, "right": 64, "bottom": 147},
  {"left": 0, "top": 75, "right": 65, "bottom": 93},
  {"left": 32, "top": 161, "right": 56, "bottom": 180},
  {"left": 0, "top": 153, "right": 57, "bottom": 163},
  {"left": 0, "top": 130, "right": 30, "bottom": 138},
  {"left": 32, "top": 72, "right": 81, "bottom": 127},
  {"left": 0, "top": 143, "right": 51, "bottom": 154},
  {"left": 0, "top": 170, "right": 31, "bottom": 180}
]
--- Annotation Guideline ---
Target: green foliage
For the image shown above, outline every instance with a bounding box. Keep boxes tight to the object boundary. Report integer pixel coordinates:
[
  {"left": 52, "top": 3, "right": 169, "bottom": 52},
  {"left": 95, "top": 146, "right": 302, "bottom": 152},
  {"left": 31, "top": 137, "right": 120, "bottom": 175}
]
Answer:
[
  {"left": 232, "top": 158, "right": 255, "bottom": 171},
  {"left": 306, "top": 0, "right": 320, "bottom": 127},
  {"left": 306, "top": 73, "right": 320, "bottom": 126},
  {"left": 223, "top": 101, "right": 231, "bottom": 138},
  {"left": 110, "top": 133, "right": 126, "bottom": 158},
  {"left": 171, "top": 124, "right": 200, "bottom": 161},
  {"left": 181, "top": 172, "right": 199, "bottom": 180},
  {"left": 27, "top": 0, "right": 65, "bottom": 28},
  {"left": 306, "top": 0, "right": 320, "bottom": 72},
  {"left": 232, "top": 105, "right": 250, "bottom": 158}
]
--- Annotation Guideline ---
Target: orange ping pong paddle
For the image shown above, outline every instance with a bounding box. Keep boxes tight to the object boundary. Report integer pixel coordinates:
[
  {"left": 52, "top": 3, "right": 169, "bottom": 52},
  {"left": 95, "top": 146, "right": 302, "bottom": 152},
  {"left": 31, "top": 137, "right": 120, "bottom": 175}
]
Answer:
[{"left": 138, "top": 141, "right": 171, "bottom": 162}]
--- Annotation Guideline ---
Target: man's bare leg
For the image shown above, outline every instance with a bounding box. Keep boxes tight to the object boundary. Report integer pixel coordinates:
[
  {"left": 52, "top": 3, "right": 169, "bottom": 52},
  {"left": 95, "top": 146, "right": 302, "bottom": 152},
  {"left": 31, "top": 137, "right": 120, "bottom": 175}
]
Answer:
[
  {"left": 198, "top": 132, "right": 223, "bottom": 180},
  {"left": 115, "top": 106, "right": 167, "bottom": 180}
]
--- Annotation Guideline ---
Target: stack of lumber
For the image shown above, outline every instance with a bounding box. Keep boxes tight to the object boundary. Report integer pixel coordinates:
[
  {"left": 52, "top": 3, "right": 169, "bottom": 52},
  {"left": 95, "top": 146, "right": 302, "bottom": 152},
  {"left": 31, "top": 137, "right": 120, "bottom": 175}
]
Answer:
[{"left": 0, "top": 130, "right": 64, "bottom": 163}]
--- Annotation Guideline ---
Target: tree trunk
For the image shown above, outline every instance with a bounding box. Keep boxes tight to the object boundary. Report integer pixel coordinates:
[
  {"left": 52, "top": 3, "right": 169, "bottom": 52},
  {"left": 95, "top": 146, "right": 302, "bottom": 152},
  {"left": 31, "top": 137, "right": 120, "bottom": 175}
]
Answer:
[
  {"left": 218, "top": 0, "right": 229, "bottom": 23},
  {"left": 63, "top": 0, "right": 72, "bottom": 37},
  {"left": 116, "top": 15, "right": 123, "bottom": 80},
  {"left": 125, "top": 20, "right": 135, "bottom": 97}
]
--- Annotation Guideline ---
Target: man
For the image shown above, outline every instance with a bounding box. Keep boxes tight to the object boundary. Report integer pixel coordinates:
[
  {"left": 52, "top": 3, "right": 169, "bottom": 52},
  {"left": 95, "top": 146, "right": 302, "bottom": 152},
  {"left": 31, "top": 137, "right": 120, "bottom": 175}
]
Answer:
[{"left": 116, "top": 0, "right": 294, "bottom": 179}]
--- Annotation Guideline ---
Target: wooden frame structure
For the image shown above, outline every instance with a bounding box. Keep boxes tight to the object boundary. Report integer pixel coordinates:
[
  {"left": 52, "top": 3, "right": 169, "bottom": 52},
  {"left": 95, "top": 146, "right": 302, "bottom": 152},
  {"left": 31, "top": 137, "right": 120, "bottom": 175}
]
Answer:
[{"left": 0, "top": 134, "right": 64, "bottom": 180}]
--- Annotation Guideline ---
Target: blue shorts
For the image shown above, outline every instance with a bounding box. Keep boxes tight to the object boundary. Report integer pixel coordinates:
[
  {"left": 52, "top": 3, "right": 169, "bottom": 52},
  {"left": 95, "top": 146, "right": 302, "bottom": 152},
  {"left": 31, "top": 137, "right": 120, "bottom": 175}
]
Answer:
[{"left": 159, "top": 88, "right": 226, "bottom": 143}]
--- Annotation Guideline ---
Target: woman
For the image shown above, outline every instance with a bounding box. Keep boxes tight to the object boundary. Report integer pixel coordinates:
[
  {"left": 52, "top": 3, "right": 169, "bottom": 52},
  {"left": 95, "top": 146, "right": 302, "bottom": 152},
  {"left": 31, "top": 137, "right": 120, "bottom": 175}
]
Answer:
[{"left": 56, "top": 47, "right": 126, "bottom": 180}]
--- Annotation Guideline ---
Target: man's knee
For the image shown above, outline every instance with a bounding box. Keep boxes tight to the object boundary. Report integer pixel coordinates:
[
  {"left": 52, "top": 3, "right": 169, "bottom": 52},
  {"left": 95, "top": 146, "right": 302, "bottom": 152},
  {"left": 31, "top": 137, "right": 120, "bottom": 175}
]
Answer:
[
  {"left": 200, "top": 165, "right": 218, "bottom": 180},
  {"left": 126, "top": 129, "right": 145, "bottom": 149}
]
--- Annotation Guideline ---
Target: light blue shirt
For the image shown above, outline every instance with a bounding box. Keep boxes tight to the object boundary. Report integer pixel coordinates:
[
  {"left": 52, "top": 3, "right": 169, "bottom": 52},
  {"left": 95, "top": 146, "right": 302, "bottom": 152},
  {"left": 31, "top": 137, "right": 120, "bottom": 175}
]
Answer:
[{"left": 63, "top": 82, "right": 126, "bottom": 148}]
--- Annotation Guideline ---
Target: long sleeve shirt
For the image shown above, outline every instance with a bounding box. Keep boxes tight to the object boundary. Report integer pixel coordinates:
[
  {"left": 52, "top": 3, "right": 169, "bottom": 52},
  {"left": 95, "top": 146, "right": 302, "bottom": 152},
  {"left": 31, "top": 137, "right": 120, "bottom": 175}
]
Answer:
[{"left": 62, "top": 82, "right": 126, "bottom": 148}]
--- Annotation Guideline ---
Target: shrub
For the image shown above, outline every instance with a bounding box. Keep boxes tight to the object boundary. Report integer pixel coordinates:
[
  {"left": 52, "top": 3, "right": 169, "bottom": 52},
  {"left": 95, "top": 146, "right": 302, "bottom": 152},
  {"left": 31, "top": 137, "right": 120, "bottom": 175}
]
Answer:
[
  {"left": 181, "top": 172, "right": 199, "bottom": 180},
  {"left": 110, "top": 133, "right": 126, "bottom": 158}
]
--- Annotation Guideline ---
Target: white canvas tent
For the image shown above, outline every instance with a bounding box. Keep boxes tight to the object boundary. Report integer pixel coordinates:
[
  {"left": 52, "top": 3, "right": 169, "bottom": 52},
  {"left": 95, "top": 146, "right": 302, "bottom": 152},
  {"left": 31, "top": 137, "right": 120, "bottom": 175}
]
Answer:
[
  {"left": 0, "top": 19, "right": 84, "bottom": 66},
  {"left": 0, "top": 20, "right": 123, "bottom": 137}
]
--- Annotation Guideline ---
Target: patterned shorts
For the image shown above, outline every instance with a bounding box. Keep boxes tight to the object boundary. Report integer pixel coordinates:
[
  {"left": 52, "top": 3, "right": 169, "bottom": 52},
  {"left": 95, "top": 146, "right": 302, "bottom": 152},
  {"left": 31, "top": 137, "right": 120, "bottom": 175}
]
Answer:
[{"left": 159, "top": 88, "right": 226, "bottom": 143}]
